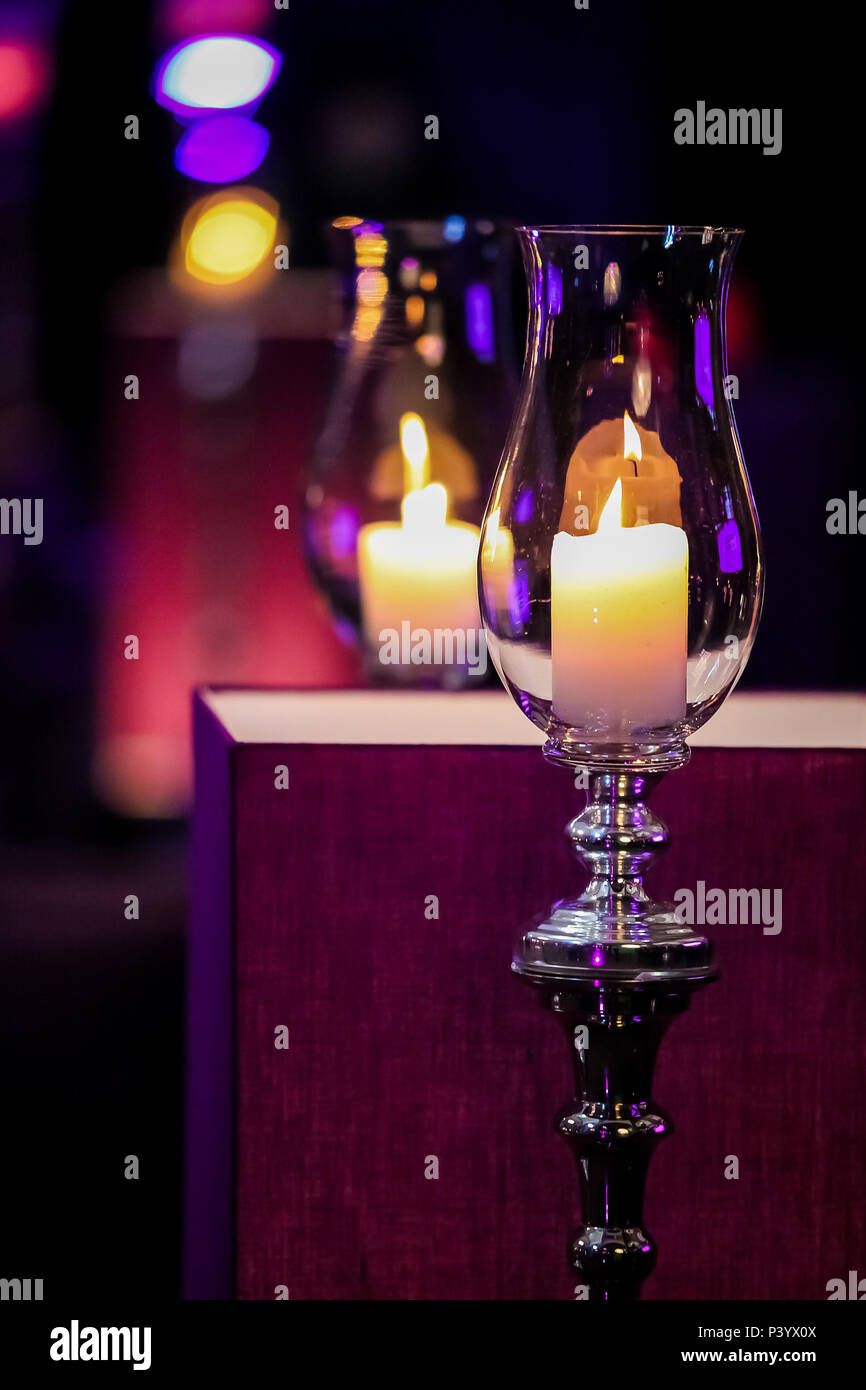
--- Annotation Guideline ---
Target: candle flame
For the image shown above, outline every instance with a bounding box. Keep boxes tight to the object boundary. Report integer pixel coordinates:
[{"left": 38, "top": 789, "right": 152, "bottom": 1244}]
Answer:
[
  {"left": 623, "top": 410, "right": 642, "bottom": 464},
  {"left": 400, "top": 413, "right": 429, "bottom": 493},
  {"left": 401, "top": 482, "right": 447, "bottom": 531},
  {"left": 597, "top": 477, "right": 623, "bottom": 534}
]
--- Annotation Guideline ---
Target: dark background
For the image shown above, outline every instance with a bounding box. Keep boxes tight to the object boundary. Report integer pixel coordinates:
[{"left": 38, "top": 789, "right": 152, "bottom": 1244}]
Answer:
[{"left": 0, "top": 0, "right": 859, "bottom": 1301}]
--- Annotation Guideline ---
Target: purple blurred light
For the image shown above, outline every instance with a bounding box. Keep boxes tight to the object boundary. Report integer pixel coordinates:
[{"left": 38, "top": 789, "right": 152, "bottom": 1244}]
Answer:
[
  {"left": 175, "top": 114, "right": 269, "bottom": 182},
  {"left": 694, "top": 310, "right": 714, "bottom": 411},
  {"left": 717, "top": 518, "right": 743, "bottom": 574},
  {"left": 329, "top": 506, "right": 359, "bottom": 559},
  {"left": 509, "top": 561, "right": 531, "bottom": 629},
  {"left": 465, "top": 283, "right": 494, "bottom": 362},
  {"left": 546, "top": 263, "right": 562, "bottom": 316},
  {"left": 514, "top": 488, "right": 534, "bottom": 524}
]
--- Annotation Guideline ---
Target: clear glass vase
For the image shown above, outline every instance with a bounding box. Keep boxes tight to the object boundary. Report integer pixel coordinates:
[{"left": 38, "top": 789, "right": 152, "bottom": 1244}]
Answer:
[
  {"left": 304, "top": 217, "right": 517, "bottom": 687},
  {"left": 480, "top": 224, "right": 763, "bottom": 770}
]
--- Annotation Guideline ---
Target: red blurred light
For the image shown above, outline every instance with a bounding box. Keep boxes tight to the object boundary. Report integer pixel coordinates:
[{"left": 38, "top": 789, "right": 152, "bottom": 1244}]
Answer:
[
  {"left": 726, "top": 276, "right": 764, "bottom": 368},
  {"left": 0, "top": 41, "right": 49, "bottom": 121},
  {"left": 155, "top": 0, "right": 272, "bottom": 36}
]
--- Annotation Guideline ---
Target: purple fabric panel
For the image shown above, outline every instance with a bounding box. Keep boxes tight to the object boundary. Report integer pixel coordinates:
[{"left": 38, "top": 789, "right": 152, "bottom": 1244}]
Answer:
[
  {"left": 225, "top": 742, "right": 866, "bottom": 1300},
  {"left": 183, "top": 693, "right": 236, "bottom": 1298}
]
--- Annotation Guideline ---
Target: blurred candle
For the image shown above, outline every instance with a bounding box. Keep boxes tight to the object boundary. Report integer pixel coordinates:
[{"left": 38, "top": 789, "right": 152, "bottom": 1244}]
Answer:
[
  {"left": 358, "top": 415, "right": 481, "bottom": 647},
  {"left": 551, "top": 478, "right": 688, "bottom": 733}
]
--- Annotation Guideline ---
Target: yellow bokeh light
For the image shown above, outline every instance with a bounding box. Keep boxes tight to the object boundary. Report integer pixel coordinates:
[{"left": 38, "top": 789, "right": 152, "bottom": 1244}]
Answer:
[
  {"left": 175, "top": 189, "right": 280, "bottom": 292},
  {"left": 351, "top": 305, "right": 382, "bottom": 342},
  {"left": 419, "top": 270, "right": 437, "bottom": 292},
  {"left": 185, "top": 200, "right": 276, "bottom": 284},
  {"left": 355, "top": 232, "right": 387, "bottom": 268}
]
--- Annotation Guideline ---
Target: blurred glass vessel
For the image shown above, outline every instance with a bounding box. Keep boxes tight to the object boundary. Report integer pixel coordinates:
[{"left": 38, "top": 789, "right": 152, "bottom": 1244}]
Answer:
[
  {"left": 304, "top": 217, "right": 517, "bottom": 686},
  {"left": 480, "top": 225, "right": 763, "bottom": 771}
]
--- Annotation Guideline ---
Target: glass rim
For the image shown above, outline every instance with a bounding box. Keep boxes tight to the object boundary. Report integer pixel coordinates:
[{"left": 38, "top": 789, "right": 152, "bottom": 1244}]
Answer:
[{"left": 518, "top": 223, "right": 745, "bottom": 237}]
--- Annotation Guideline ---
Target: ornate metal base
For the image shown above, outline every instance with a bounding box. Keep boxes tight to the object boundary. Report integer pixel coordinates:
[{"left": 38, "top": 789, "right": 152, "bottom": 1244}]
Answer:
[{"left": 515, "top": 753, "right": 716, "bottom": 1299}]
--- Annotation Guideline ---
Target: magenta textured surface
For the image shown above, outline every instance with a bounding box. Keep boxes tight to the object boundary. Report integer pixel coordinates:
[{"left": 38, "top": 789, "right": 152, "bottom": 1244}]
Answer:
[{"left": 188, "top": 695, "right": 866, "bottom": 1300}]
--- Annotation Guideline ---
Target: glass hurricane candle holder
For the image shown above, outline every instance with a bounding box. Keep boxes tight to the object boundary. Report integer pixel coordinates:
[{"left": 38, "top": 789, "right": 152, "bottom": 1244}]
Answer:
[
  {"left": 481, "top": 223, "right": 763, "bottom": 979},
  {"left": 304, "top": 217, "right": 517, "bottom": 687},
  {"left": 480, "top": 225, "right": 764, "bottom": 1300},
  {"left": 483, "top": 225, "right": 763, "bottom": 771}
]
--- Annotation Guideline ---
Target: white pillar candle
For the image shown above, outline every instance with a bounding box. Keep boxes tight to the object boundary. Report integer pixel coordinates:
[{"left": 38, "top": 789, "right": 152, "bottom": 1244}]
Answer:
[{"left": 551, "top": 478, "right": 688, "bottom": 735}]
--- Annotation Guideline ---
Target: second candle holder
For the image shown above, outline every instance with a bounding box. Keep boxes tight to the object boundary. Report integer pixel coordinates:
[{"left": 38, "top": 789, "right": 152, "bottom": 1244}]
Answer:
[{"left": 304, "top": 216, "right": 517, "bottom": 686}]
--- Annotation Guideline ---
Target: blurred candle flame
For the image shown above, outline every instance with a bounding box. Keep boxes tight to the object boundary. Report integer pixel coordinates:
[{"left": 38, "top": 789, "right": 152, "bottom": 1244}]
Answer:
[{"left": 400, "top": 413, "right": 429, "bottom": 494}]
